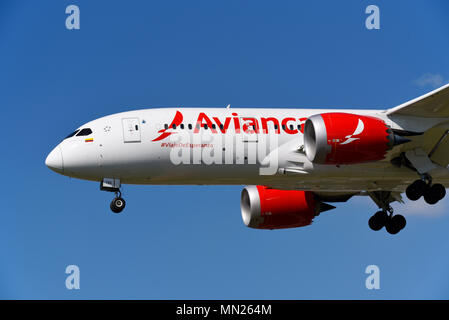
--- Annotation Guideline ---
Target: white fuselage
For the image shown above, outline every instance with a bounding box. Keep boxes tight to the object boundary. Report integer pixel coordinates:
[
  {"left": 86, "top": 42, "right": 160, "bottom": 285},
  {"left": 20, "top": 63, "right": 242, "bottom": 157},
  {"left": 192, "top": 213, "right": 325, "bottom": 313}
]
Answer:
[{"left": 45, "top": 107, "right": 449, "bottom": 193}]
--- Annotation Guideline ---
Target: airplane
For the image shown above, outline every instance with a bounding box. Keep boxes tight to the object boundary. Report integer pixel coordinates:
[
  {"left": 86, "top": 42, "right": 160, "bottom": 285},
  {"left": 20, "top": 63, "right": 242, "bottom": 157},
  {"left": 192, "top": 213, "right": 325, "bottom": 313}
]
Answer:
[{"left": 45, "top": 83, "right": 449, "bottom": 235}]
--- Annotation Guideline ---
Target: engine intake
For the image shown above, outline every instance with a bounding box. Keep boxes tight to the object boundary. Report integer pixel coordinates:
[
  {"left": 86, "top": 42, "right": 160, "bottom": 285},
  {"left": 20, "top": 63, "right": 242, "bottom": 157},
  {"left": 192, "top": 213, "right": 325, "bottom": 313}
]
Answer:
[{"left": 304, "top": 112, "right": 406, "bottom": 165}]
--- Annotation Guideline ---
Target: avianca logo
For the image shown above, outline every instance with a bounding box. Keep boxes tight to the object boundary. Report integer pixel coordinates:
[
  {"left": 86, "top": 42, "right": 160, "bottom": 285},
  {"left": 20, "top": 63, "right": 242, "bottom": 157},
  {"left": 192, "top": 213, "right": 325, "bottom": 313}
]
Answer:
[
  {"left": 152, "top": 111, "right": 183, "bottom": 141},
  {"left": 152, "top": 111, "right": 308, "bottom": 141},
  {"left": 340, "top": 119, "right": 364, "bottom": 145}
]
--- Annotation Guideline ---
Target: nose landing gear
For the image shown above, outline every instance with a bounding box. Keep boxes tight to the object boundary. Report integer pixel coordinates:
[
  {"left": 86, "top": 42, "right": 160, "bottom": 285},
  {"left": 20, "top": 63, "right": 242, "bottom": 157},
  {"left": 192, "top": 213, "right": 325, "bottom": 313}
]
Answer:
[
  {"left": 100, "top": 178, "right": 126, "bottom": 214},
  {"left": 110, "top": 191, "right": 126, "bottom": 214}
]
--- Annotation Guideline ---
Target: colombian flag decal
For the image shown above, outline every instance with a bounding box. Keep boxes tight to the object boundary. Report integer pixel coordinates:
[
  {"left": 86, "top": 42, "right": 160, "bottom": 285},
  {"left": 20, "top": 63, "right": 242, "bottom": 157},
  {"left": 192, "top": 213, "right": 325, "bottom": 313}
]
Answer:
[{"left": 85, "top": 138, "right": 94, "bottom": 143}]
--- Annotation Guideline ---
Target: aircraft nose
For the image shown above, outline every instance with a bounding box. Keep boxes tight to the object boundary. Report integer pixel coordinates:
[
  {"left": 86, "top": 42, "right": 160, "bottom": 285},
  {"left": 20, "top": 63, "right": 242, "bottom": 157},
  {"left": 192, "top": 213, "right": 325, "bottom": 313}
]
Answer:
[{"left": 45, "top": 146, "right": 64, "bottom": 173}]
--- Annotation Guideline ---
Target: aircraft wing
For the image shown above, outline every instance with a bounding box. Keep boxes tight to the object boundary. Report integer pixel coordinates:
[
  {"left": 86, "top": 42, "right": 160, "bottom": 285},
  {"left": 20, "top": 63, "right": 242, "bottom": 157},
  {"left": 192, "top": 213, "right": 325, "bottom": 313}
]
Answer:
[
  {"left": 385, "top": 83, "right": 449, "bottom": 168},
  {"left": 386, "top": 83, "right": 449, "bottom": 118}
]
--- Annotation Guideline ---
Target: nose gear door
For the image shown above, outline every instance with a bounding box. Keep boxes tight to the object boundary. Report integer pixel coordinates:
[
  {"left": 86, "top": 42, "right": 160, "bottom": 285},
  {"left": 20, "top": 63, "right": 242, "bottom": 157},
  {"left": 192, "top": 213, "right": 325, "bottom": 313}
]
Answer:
[{"left": 122, "top": 118, "right": 141, "bottom": 143}]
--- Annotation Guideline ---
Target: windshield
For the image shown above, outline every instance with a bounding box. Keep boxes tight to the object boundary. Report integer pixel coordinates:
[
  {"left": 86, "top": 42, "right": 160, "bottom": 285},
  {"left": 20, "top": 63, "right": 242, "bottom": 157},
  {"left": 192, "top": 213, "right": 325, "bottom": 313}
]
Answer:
[
  {"left": 65, "top": 130, "right": 80, "bottom": 139},
  {"left": 76, "top": 128, "right": 93, "bottom": 136}
]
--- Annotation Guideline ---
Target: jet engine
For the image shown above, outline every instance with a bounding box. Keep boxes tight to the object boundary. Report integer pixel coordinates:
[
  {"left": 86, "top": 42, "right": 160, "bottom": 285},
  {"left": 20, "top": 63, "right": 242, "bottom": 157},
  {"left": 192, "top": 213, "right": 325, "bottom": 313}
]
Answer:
[
  {"left": 304, "top": 113, "right": 408, "bottom": 165},
  {"left": 240, "top": 186, "right": 335, "bottom": 229}
]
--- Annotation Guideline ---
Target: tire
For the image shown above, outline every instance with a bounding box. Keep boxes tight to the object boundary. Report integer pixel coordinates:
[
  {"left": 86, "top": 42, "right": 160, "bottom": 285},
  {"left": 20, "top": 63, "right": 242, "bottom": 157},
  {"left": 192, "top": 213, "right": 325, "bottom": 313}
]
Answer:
[
  {"left": 424, "top": 186, "right": 439, "bottom": 205},
  {"left": 385, "top": 215, "right": 406, "bottom": 235},
  {"left": 405, "top": 180, "right": 427, "bottom": 201},
  {"left": 368, "top": 211, "right": 388, "bottom": 231},
  {"left": 431, "top": 183, "right": 446, "bottom": 201},
  {"left": 392, "top": 214, "right": 406, "bottom": 230},
  {"left": 110, "top": 197, "right": 126, "bottom": 213}
]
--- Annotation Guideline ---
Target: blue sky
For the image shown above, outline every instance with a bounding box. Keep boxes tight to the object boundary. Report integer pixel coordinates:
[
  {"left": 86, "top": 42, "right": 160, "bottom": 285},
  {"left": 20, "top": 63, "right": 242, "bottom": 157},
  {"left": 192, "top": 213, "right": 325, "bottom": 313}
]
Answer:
[{"left": 1, "top": 0, "right": 449, "bottom": 299}]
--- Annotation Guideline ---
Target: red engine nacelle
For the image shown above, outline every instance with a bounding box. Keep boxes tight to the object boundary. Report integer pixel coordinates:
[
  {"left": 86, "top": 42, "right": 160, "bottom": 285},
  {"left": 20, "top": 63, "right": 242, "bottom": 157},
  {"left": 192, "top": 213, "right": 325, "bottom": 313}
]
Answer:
[
  {"left": 240, "top": 186, "right": 333, "bottom": 230},
  {"left": 304, "top": 113, "right": 395, "bottom": 165}
]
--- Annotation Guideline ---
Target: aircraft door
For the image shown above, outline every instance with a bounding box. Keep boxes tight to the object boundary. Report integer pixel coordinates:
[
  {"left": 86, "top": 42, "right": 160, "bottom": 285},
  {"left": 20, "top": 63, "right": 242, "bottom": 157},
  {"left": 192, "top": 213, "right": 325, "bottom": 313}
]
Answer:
[{"left": 122, "top": 118, "right": 141, "bottom": 143}]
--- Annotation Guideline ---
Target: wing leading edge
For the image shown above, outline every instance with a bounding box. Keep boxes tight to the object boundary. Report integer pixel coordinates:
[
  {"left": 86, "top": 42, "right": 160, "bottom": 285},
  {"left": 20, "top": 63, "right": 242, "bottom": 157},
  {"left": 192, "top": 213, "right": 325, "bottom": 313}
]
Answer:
[{"left": 386, "top": 82, "right": 449, "bottom": 118}]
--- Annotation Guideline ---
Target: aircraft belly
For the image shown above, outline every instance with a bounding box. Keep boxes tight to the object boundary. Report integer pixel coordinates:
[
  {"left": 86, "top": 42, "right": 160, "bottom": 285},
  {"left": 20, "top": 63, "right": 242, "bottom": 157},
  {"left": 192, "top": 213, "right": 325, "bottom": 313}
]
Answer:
[{"left": 117, "top": 160, "right": 449, "bottom": 191}]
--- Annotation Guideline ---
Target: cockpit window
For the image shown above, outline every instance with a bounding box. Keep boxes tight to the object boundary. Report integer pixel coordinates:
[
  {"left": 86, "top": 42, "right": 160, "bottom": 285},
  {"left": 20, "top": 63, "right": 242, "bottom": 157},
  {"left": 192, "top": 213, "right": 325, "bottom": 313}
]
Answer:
[
  {"left": 76, "top": 128, "right": 93, "bottom": 136},
  {"left": 65, "top": 130, "right": 80, "bottom": 139}
]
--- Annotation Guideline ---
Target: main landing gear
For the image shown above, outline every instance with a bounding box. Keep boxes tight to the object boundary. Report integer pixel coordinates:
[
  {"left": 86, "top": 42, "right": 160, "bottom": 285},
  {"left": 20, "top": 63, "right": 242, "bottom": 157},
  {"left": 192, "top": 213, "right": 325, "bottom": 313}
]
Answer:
[
  {"left": 368, "top": 191, "right": 406, "bottom": 235},
  {"left": 405, "top": 176, "right": 446, "bottom": 204},
  {"left": 368, "top": 175, "right": 447, "bottom": 234},
  {"left": 368, "top": 210, "right": 406, "bottom": 235},
  {"left": 373, "top": 148, "right": 448, "bottom": 234},
  {"left": 100, "top": 178, "right": 126, "bottom": 214},
  {"left": 398, "top": 149, "right": 447, "bottom": 204}
]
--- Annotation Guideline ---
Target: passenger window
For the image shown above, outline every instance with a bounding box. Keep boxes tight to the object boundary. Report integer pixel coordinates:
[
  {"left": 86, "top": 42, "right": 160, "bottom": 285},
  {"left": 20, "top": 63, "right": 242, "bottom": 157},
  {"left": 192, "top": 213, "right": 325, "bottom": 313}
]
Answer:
[
  {"left": 172, "top": 124, "right": 176, "bottom": 129},
  {"left": 289, "top": 124, "right": 294, "bottom": 130},
  {"left": 76, "top": 128, "right": 93, "bottom": 136},
  {"left": 164, "top": 124, "right": 168, "bottom": 130},
  {"left": 180, "top": 124, "right": 184, "bottom": 129},
  {"left": 274, "top": 124, "right": 278, "bottom": 130},
  {"left": 297, "top": 124, "right": 301, "bottom": 130},
  {"left": 220, "top": 124, "right": 224, "bottom": 130},
  {"left": 204, "top": 124, "right": 208, "bottom": 130},
  {"left": 212, "top": 124, "right": 216, "bottom": 129},
  {"left": 188, "top": 124, "right": 192, "bottom": 130}
]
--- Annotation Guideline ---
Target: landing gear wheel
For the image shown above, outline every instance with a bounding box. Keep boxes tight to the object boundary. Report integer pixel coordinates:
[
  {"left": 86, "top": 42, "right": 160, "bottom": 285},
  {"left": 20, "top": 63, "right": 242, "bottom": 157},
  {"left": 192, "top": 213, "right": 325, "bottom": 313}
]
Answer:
[
  {"left": 424, "top": 190, "right": 438, "bottom": 205},
  {"left": 433, "top": 183, "right": 446, "bottom": 200},
  {"left": 406, "top": 179, "right": 427, "bottom": 201},
  {"left": 385, "top": 215, "right": 406, "bottom": 235},
  {"left": 368, "top": 211, "right": 388, "bottom": 231},
  {"left": 110, "top": 197, "right": 126, "bottom": 213},
  {"left": 424, "top": 183, "right": 446, "bottom": 205}
]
